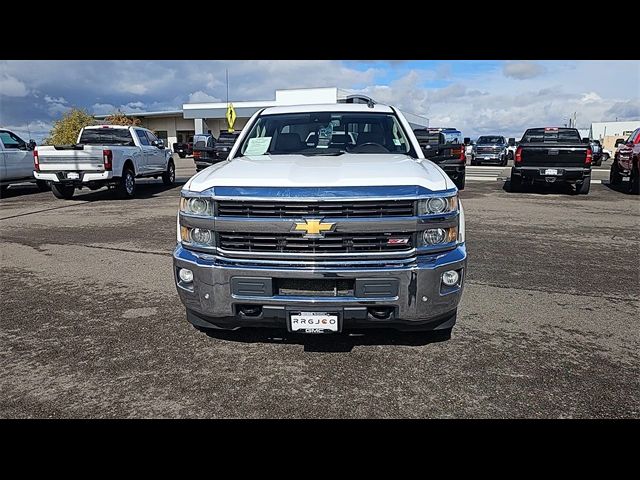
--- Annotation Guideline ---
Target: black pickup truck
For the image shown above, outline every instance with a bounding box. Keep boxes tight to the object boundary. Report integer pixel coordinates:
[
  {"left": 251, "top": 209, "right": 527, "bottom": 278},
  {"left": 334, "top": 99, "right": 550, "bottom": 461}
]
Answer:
[
  {"left": 510, "top": 127, "right": 592, "bottom": 194},
  {"left": 413, "top": 127, "right": 466, "bottom": 190},
  {"left": 214, "top": 131, "right": 241, "bottom": 161},
  {"left": 192, "top": 134, "right": 219, "bottom": 171}
]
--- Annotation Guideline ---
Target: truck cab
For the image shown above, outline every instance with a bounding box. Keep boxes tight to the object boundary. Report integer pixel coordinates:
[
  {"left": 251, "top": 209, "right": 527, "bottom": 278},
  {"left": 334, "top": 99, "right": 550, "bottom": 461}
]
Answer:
[
  {"left": 173, "top": 103, "right": 467, "bottom": 338},
  {"left": 0, "top": 129, "right": 47, "bottom": 195}
]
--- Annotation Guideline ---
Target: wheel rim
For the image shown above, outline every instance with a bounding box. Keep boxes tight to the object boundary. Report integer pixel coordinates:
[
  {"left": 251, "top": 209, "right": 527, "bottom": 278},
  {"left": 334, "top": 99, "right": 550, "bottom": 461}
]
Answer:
[{"left": 126, "top": 172, "right": 134, "bottom": 194}]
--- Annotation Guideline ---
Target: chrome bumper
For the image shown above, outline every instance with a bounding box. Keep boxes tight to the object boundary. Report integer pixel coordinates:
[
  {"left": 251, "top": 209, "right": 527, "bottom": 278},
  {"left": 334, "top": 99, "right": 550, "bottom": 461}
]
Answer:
[{"left": 173, "top": 243, "right": 467, "bottom": 330}]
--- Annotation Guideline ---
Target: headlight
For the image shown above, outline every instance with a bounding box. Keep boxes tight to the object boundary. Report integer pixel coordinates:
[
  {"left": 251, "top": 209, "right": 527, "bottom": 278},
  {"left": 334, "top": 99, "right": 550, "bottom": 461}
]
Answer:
[
  {"left": 421, "top": 226, "right": 458, "bottom": 246},
  {"left": 180, "top": 196, "right": 213, "bottom": 216},
  {"left": 417, "top": 195, "right": 458, "bottom": 215},
  {"left": 180, "top": 226, "right": 215, "bottom": 248}
]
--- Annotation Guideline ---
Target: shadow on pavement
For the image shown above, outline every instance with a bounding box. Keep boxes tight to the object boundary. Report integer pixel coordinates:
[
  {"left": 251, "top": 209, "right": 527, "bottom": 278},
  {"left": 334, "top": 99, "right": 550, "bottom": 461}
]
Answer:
[
  {"left": 502, "top": 179, "right": 576, "bottom": 195},
  {"left": 601, "top": 180, "right": 636, "bottom": 195},
  {"left": 65, "top": 180, "right": 187, "bottom": 202},
  {"left": 0, "top": 184, "right": 47, "bottom": 199},
  {"left": 201, "top": 327, "right": 451, "bottom": 352}
]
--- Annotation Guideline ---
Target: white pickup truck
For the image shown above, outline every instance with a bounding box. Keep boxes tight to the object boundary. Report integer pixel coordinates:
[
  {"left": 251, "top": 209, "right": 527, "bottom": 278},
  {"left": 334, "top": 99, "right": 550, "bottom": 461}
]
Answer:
[
  {"left": 34, "top": 125, "right": 175, "bottom": 199},
  {"left": 0, "top": 129, "right": 49, "bottom": 195},
  {"left": 173, "top": 103, "right": 467, "bottom": 339}
]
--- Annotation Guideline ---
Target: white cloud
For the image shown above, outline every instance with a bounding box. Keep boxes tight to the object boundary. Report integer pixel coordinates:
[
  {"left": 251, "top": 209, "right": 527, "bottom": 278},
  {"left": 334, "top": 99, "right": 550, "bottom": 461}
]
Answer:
[
  {"left": 0, "top": 73, "right": 28, "bottom": 97},
  {"left": 581, "top": 92, "right": 602, "bottom": 103},
  {"left": 187, "top": 91, "right": 221, "bottom": 103},
  {"left": 503, "top": 61, "right": 546, "bottom": 80},
  {"left": 43, "top": 95, "right": 70, "bottom": 115}
]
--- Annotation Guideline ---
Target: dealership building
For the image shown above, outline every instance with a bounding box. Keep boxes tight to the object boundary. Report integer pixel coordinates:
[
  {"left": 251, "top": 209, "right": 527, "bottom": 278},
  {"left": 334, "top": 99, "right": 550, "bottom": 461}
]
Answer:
[{"left": 95, "top": 87, "right": 430, "bottom": 151}]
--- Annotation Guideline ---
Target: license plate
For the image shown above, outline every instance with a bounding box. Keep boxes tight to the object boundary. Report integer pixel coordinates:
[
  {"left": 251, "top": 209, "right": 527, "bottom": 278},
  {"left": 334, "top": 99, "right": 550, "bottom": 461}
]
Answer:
[
  {"left": 67, "top": 172, "right": 80, "bottom": 179},
  {"left": 290, "top": 312, "right": 338, "bottom": 333},
  {"left": 622, "top": 177, "right": 630, "bottom": 182},
  {"left": 544, "top": 169, "right": 558, "bottom": 175}
]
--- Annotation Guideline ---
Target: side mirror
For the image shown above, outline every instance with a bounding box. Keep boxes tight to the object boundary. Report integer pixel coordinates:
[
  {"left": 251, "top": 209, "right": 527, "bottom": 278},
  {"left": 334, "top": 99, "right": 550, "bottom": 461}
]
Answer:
[
  {"left": 463, "top": 137, "right": 470, "bottom": 145},
  {"left": 28, "top": 139, "right": 36, "bottom": 150},
  {"left": 582, "top": 137, "right": 590, "bottom": 144},
  {"left": 508, "top": 137, "right": 516, "bottom": 146},
  {"left": 615, "top": 138, "right": 625, "bottom": 147},
  {"left": 152, "top": 139, "right": 165, "bottom": 149}
]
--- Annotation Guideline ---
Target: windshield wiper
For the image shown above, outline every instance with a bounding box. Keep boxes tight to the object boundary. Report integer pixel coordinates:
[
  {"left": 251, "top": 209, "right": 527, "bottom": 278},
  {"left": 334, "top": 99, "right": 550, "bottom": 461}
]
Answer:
[{"left": 300, "top": 151, "right": 346, "bottom": 156}]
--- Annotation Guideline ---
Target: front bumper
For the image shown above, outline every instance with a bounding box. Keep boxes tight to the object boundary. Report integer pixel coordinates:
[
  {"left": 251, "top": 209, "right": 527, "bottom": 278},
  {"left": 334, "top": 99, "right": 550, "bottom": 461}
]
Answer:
[
  {"left": 173, "top": 244, "right": 467, "bottom": 331},
  {"left": 474, "top": 153, "right": 505, "bottom": 163},
  {"left": 512, "top": 166, "right": 590, "bottom": 183}
]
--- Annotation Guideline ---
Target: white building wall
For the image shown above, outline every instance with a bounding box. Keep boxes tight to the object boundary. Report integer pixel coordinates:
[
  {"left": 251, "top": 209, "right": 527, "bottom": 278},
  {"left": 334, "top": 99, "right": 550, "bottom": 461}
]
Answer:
[{"left": 590, "top": 121, "right": 640, "bottom": 140}]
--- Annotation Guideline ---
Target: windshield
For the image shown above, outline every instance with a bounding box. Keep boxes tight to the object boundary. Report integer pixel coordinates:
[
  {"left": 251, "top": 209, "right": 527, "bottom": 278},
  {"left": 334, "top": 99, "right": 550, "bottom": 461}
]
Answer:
[
  {"left": 238, "top": 112, "right": 413, "bottom": 156},
  {"left": 477, "top": 136, "right": 503, "bottom": 144},
  {"left": 79, "top": 128, "right": 134, "bottom": 146}
]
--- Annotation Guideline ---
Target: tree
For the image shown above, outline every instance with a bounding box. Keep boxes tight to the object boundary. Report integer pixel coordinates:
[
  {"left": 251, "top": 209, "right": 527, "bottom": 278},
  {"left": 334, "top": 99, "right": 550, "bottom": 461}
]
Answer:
[
  {"left": 42, "top": 108, "right": 95, "bottom": 145},
  {"left": 104, "top": 111, "right": 141, "bottom": 126}
]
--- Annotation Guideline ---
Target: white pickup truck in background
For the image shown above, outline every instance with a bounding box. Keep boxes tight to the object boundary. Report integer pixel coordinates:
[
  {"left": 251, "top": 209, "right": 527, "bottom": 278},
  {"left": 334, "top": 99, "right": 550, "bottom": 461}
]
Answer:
[
  {"left": 0, "top": 129, "right": 49, "bottom": 196},
  {"left": 34, "top": 125, "right": 175, "bottom": 199}
]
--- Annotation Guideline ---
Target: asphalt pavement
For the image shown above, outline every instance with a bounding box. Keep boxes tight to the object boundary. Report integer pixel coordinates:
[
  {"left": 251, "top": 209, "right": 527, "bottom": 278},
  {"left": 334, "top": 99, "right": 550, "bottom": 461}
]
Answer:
[{"left": 1, "top": 157, "right": 638, "bottom": 418}]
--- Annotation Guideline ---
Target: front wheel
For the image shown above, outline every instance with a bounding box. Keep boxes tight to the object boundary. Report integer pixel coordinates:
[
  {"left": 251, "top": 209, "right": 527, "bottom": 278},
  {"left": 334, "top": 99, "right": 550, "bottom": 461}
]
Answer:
[
  {"left": 162, "top": 160, "right": 175, "bottom": 186},
  {"left": 609, "top": 162, "right": 622, "bottom": 185},
  {"left": 116, "top": 168, "right": 135, "bottom": 199},
  {"left": 501, "top": 156, "right": 508, "bottom": 166},
  {"left": 51, "top": 183, "right": 75, "bottom": 199},
  {"left": 454, "top": 172, "right": 465, "bottom": 190},
  {"left": 630, "top": 164, "right": 639, "bottom": 195}
]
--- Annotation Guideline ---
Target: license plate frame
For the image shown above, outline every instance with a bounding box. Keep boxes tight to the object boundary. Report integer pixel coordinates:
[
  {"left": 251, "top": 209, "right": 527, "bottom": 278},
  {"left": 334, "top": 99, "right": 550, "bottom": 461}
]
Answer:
[
  {"left": 289, "top": 311, "right": 340, "bottom": 333},
  {"left": 66, "top": 172, "right": 80, "bottom": 180}
]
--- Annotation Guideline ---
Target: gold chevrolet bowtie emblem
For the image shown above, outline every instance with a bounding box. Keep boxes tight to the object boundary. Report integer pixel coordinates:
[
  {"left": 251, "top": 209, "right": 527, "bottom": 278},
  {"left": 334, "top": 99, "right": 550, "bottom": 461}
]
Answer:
[{"left": 293, "top": 219, "right": 336, "bottom": 238}]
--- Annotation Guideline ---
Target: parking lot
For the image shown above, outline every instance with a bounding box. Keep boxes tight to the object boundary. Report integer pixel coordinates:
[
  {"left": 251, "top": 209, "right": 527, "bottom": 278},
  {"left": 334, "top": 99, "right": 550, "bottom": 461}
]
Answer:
[{"left": 1, "top": 156, "right": 638, "bottom": 418}]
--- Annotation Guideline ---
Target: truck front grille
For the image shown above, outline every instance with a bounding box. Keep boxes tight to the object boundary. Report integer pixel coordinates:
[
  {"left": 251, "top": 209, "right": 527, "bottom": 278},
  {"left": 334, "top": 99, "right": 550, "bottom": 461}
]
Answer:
[
  {"left": 216, "top": 200, "right": 415, "bottom": 218},
  {"left": 218, "top": 232, "right": 414, "bottom": 254}
]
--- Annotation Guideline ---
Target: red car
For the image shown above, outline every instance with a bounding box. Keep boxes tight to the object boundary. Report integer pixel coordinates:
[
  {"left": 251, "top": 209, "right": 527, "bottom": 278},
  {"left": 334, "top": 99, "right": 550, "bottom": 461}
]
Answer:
[{"left": 610, "top": 127, "right": 640, "bottom": 194}]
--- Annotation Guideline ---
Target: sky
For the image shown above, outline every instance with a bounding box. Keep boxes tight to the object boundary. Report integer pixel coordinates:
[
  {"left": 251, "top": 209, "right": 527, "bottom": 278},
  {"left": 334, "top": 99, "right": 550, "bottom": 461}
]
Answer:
[{"left": 1, "top": 60, "right": 638, "bottom": 142}]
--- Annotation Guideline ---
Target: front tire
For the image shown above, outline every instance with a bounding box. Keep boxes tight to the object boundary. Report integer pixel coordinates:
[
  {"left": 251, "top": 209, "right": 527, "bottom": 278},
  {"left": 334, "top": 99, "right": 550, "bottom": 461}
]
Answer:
[
  {"left": 454, "top": 172, "right": 465, "bottom": 190},
  {"left": 0, "top": 185, "right": 8, "bottom": 197},
  {"left": 609, "top": 161, "right": 622, "bottom": 185},
  {"left": 162, "top": 160, "right": 175, "bottom": 186},
  {"left": 51, "top": 183, "right": 75, "bottom": 199},
  {"left": 116, "top": 168, "right": 135, "bottom": 199},
  {"left": 501, "top": 155, "right": 508, "bottom": 167},
  {"left": 630, "top": 163, "right": 639, "bottom": 195}
]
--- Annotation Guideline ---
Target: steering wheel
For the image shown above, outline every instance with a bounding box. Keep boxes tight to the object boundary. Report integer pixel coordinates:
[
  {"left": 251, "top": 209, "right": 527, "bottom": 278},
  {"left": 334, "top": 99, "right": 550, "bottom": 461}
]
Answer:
[{"left": 349, "top": 142, "right": 389, "bottom": 153}]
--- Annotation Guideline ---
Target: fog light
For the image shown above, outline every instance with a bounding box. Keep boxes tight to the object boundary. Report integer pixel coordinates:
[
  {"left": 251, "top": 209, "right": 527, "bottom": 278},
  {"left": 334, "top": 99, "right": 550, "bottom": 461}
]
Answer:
[
  {"left": 179, "top": 268, "right": 194, "bottom": 283},
  {"left": 423, "top": 228, "right": 446, "bottom": 245},
  {"left": 442, "top": 270, "right": 459, "bottom": 287}
]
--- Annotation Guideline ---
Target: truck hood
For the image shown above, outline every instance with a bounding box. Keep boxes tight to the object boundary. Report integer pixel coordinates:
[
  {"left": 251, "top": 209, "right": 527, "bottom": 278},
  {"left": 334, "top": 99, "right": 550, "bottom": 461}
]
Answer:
[{"left": 185, "top": 153, "right": 454, "bottom": 192}]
